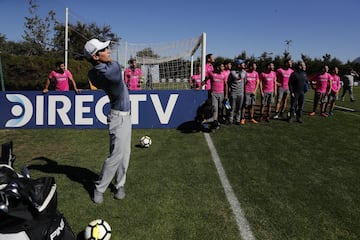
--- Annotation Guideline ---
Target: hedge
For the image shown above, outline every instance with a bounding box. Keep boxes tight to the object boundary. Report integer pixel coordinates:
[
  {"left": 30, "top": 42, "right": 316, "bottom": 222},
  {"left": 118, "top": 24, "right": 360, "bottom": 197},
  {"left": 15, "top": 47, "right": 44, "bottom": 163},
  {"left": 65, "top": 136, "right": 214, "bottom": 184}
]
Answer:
[{"left": 1, "top": 54, "right": 93, "bottom": 90}]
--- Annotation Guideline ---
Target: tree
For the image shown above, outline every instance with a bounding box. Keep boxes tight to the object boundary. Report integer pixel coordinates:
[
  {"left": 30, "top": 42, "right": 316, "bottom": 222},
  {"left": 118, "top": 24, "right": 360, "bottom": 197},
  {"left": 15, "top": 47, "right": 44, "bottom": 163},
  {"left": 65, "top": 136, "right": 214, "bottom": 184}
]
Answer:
[
  {"left": 235, "top": 51, "right": 248, "bottom": 61},
  {"left": 23, "top": 0, "right": 58, "bottom": 56},
  {"left": 0, "top": 34, "right": 37, "bottom": 56},
  {"left": 282, "top": 51, "right": 291, "bottom": 61},
  {"left": 322, "top": 53, "right": 332, "bottom": 64},
  {"left": 4, "top": 41, "right": 35, "bottom": 56},
  {"left": 53, "top": 21, "right": 120, "bottom": 59},
  {"left": 0, "top": 34, "right": 6, "bottom": 50},
  {"left": 135, "top": 47, "right": 160, "bottom": 59}
]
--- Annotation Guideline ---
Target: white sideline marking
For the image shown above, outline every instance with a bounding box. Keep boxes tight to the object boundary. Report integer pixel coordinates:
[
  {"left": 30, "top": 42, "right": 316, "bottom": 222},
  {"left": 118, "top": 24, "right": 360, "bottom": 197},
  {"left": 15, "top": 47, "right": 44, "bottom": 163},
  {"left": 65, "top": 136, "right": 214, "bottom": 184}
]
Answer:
[
  {"left": 304, "top": 99, "right": 359, "bottom": 117},
  {"left": 305, "top": 99, "right": 356, "bottom": 112},
  {"left": 204, "top": 133, "right": 255, "bottom": 240},
  {"left": 334, "top": 105, "right": 356, "bottom": 112}
]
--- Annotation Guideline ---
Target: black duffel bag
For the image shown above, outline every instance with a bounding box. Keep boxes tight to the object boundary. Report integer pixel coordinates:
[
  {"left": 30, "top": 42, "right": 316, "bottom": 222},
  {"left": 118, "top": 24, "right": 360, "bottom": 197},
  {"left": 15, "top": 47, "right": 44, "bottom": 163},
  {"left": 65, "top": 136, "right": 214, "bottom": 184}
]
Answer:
[{"left": 0, "top": 141, "right": 75, "bottom": 240}]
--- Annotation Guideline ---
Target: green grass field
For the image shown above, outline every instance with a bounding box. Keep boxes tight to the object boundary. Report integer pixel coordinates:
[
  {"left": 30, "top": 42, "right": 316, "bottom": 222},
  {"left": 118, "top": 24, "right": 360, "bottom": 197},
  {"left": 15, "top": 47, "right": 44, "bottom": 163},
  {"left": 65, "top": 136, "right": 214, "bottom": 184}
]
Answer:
[{"left": 1, "top": 88, "right": 359, "bottom": 240}]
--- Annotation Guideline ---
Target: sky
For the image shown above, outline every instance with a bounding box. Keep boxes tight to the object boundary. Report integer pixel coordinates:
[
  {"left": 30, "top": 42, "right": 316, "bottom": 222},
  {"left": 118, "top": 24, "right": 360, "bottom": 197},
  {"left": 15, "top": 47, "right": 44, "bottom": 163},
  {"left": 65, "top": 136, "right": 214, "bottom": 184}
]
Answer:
[{"left": 1, "top": 0, "right": 360, "bottom": 63}]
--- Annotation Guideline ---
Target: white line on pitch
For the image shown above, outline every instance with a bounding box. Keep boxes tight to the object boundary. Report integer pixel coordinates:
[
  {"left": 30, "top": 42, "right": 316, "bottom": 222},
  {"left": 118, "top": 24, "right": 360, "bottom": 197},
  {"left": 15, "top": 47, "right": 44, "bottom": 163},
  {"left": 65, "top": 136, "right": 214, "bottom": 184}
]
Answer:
[
  {"left": 204, "top": 133, "right": 255, "bottom": 240},
  {"left": 305, "top": 99, "right": 356, "bottom": 112},
  {"left": 334, "top": 105, "right": 356, "bottom": 112},
  {"left": 304, "top": 99, "right": 359, "bottom": 117}
]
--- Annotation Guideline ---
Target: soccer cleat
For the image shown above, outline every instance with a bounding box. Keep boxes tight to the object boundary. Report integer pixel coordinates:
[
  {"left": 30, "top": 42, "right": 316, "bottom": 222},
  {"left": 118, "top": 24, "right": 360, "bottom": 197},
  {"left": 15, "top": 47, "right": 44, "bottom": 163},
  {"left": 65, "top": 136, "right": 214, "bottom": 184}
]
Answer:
[
  {"left": 93, "top": 190, "right": 104, "bottom": 204},
  {"left": 250, "top": 118, "right": 258, "bottom": 124},
  {"left": 114, "top": 187, "right": 126, "bottom": 200},
  {"left": 328, "top": 111, "right": 334, "bottom": 116},
  {"left": 240, "top": 119, "right": 245, "bottom": 125},
  {"left": 309, "top": 112, "right": 316, "bottom": 116},
  {"left": 259, "top": 116, "right": 263, "bottom": 122},
  {"left": 265, "top": 116, "right": 270, "bottom": 122},
  {"left": 321, "top": 112, "right": 328, "bottom": 117},
  {"left": 273, "top": 113, "right": 279, "bottom": 119}
]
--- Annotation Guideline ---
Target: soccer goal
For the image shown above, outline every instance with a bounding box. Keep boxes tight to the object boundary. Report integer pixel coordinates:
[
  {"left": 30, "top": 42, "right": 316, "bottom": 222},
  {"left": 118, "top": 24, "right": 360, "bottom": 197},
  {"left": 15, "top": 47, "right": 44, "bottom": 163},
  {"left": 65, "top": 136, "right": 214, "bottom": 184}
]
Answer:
[{"left": 111, "top": 33, "right": 206, "bottom": 90}]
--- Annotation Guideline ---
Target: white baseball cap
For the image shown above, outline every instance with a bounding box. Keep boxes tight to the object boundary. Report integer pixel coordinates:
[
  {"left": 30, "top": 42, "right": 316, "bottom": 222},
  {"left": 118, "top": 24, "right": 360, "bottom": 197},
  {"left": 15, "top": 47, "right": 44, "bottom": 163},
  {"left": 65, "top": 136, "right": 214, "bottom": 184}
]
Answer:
[{"left": 84, "top": 39, "right": 110, "bottom": 59}]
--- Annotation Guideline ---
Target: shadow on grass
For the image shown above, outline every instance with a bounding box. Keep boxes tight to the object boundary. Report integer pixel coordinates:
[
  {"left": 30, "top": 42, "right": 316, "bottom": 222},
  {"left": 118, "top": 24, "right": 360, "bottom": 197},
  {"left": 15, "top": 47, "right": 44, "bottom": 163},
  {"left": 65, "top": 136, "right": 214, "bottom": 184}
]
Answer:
[
  {"left": 27, "top": 157, "right": 99, "bottom": 198},
  {"left": 177, "top": 120, "right": 212, "bottom": 133},
  {"left": 76, "top": 230, "right": 85, "bottom": 240}
]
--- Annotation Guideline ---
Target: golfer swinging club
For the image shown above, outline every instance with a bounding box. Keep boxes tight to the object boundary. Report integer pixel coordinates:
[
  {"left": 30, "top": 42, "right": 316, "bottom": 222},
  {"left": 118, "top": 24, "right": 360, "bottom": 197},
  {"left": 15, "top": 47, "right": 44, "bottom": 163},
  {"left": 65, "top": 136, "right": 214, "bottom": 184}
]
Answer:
[{"left": 84, "top": 39, "right": 132, "bottom": 204}]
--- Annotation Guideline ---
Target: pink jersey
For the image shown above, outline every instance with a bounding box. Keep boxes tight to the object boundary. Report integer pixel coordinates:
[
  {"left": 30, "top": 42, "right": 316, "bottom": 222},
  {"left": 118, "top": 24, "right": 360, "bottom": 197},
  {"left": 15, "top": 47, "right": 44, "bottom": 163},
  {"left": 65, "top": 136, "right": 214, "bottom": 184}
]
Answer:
[
  {"left": 331, "top": 73, "right": 341, "bottom": 92},
  {"left": 315, "top": 72, "right": 332, "bottom": 93},
  {"left": 222, "top": 69, "right": 231, "bottom": 83},
  {"left": 48, "top": 70, "right": 73, "bottom": 91},
  {"left": 205, "top": 63, "right": 214, "bottom": 90},
  {"left": 245, "top": 70, "right": 259, "bottom": 93},
  {"left": 260, "top": 71, "right": 276, "bottom": 93},
  {"left": 191, "top": 74, "right": 201, "bottom": 89},
  {"left": 124, "top": 68, "right": 143, "bottom": 90},
  {"left": 276, "top": 68, "right": 293, "bottom": 89},
  {"left": 209, "top": 71, "right": 226, "bottom": 94}
]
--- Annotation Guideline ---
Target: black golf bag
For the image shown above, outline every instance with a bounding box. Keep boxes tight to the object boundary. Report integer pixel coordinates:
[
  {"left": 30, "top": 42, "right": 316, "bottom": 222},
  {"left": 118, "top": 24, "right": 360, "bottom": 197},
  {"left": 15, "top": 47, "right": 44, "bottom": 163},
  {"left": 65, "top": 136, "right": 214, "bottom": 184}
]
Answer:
[
  {"left": 195, "top": 98, "right": 215, "bottom": 124},
  {"left": 195, "top": 98, "right": 222, "bottom": 130},
  {"left": 0, "top": 141, "right": 75, "bottom": 240}
]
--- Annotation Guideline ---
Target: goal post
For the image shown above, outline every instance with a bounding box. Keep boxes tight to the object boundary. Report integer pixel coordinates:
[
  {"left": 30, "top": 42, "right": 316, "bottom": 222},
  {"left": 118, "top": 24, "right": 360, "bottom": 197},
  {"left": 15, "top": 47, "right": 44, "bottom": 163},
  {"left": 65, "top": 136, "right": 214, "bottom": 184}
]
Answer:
[{"left": 111, "top": 32, "right": 206, "bottom": 90}]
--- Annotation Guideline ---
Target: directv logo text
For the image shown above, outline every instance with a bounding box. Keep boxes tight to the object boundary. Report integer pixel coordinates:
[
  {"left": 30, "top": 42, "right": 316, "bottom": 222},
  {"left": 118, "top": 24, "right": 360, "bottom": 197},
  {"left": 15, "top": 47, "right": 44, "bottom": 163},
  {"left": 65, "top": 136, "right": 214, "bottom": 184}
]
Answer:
[
  {"left": 3, "top": 92, "right": 179, "bottom": 128},
  {"left": 0, "top": 91, "right": 206, "bottom": 129}
]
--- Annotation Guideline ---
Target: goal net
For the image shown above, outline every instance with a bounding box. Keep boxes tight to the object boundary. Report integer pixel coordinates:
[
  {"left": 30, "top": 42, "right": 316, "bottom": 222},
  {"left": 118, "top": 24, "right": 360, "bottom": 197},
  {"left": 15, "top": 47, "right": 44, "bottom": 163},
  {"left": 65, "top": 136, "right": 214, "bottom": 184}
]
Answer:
[{"left": 111, "top": 33, "right": 206, "bottom": 90}]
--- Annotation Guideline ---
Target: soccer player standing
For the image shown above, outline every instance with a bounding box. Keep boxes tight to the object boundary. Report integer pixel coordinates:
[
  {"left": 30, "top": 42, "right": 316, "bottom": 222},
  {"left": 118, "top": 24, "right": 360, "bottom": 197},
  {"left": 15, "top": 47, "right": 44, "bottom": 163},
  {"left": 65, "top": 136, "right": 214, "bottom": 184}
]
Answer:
[
  {"left": 190, "top": 67, "right": 202, "bottom": 89},
  {"left": 208, "top": 63, "right": 228, "bottom": 126},
  {"left": 309, "top": 65, "right": 332, "bottom": 117},
  {"left": 202, "top": 53, "right": 215, "bottom": 92},
  {"left": 241, "top": 62, "right": 259, "bottom": 124},
  {"left": 274, "top": 59, "right": 293, "bottom": 119},
  {"left": 123, "top": 58, "right": 143, "bottom": 90},
  {"left": 259, "top": 62, "right": 277, "bottom": 122},
  {"left": 326, "top": 67, "right": 341, "bottom": 115},
  {"left": 43, "top": 61, "right": 80, "bottom": 94},
  {"left": 340, "top": 68, "right": 359, "bottom": 102},
  {"left": 223, "top": 59, "right": 232, "bottom": 82},
  {"left": 228, "top": 59, "right": 247, "bottom": 124}
]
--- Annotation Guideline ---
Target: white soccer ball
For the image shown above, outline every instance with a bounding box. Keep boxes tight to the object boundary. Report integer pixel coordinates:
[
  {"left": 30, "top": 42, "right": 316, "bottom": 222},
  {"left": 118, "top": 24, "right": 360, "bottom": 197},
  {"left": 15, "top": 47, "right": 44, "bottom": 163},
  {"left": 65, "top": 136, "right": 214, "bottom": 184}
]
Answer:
[
  {"left": 84, "top": 219, "right": 112, "bottom": 240},
  {"left": 140, "top": 136, "right": 152, "bottom": 148}
]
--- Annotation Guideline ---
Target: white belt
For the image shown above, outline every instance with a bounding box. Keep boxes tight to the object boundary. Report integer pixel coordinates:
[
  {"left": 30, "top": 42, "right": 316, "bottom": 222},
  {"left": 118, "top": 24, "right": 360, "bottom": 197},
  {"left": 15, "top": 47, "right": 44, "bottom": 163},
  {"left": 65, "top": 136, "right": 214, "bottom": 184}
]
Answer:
[{"left": 110, "top": 109, "right": 131, "bottom": 116}]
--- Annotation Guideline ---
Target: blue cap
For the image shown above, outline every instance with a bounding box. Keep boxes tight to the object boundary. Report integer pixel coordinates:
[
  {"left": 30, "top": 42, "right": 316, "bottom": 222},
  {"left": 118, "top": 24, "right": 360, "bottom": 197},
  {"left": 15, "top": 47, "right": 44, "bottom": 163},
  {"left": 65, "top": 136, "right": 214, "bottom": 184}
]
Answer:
[{"left": 235, "top": 59, "right": 245, "bottom": 65}]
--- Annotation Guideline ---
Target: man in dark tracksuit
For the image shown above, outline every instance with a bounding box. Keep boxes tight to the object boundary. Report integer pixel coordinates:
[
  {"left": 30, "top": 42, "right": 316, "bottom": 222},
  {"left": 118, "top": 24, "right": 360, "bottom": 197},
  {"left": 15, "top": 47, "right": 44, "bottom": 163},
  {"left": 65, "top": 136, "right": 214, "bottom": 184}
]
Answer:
[{"left": 288, "top": 61, "right": 309, "bottom": 123}]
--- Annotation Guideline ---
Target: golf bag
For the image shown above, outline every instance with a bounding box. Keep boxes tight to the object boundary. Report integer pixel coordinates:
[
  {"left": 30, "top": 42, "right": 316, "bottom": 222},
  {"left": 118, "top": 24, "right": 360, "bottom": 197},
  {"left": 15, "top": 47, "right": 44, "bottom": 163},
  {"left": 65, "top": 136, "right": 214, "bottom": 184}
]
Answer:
[
  {"left": 195, "top": 98, "right": 221, "bottom": 130},
  {"left": 195, "top": 98, "right": 215, "bottom": 124},
  {"left": 0, "top": 141, "right": 75, "bottom": 240}
]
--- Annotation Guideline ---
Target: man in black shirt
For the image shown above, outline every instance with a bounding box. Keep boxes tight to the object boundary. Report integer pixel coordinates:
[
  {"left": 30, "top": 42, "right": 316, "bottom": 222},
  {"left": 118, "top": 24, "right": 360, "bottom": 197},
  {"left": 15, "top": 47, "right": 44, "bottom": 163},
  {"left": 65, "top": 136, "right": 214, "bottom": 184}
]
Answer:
[{"left": 288, "top": 61, "right": 309, "bottom": 123}]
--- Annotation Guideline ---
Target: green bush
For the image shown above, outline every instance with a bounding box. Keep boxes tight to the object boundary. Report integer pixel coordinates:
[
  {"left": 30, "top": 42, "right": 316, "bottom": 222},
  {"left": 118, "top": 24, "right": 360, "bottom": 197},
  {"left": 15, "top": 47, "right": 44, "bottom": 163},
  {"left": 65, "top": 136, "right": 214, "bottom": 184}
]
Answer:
[{"left": 1, "top": 54, "right": 92, "bottom": 90}]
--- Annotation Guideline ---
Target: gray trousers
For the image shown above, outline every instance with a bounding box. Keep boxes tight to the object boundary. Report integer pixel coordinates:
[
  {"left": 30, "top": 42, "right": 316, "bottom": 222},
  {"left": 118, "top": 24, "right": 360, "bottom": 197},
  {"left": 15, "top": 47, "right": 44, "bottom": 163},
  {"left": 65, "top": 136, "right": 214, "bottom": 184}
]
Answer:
[
  {"left": 211, "top": 93, "right": 224, "bottom": 121},
  {"left": 341, "top": 86, "right": 354, "bottom": 100},
  {"left": 96, "top": 109, "right": 132, "bottom": 193},
  {"left": 229, "top": 94, "right": 244, "bottom": 123}
]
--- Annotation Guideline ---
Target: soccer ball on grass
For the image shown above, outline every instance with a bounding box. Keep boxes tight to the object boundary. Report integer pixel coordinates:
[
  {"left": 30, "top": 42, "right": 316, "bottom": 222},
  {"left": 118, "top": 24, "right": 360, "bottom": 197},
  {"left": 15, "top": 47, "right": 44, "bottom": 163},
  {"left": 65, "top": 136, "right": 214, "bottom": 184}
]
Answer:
[
  {"left": 140, "top": 136, "right": 152, "bottom": 148},
  {"left": 84, "top": 219, "right": 112, "bottom": 240}
]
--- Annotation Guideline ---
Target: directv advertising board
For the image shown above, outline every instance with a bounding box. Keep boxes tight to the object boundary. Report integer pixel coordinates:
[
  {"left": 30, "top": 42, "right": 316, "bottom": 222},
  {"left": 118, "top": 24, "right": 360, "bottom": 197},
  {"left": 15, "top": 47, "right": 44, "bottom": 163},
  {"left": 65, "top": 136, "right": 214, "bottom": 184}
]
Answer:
[{"left": 0, "top": 90, "right": 207, "bottom": 129}]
